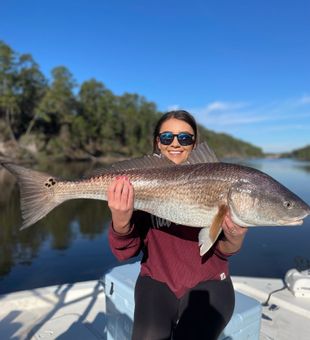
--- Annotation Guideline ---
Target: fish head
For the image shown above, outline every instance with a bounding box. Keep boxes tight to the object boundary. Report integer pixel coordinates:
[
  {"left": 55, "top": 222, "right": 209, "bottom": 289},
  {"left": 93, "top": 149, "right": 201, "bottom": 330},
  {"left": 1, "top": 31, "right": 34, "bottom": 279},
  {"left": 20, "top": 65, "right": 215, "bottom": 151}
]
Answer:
[{"left": 228, "top": 177, "right": 310, "bottom": 227}]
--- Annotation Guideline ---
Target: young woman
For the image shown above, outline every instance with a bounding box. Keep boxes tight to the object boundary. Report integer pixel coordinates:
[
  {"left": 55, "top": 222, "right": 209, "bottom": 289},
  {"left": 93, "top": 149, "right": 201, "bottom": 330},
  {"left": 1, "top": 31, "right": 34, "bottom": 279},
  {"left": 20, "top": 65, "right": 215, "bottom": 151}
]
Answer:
[{"left": 108, "top": 110, "right": 248, "bottom": 340}]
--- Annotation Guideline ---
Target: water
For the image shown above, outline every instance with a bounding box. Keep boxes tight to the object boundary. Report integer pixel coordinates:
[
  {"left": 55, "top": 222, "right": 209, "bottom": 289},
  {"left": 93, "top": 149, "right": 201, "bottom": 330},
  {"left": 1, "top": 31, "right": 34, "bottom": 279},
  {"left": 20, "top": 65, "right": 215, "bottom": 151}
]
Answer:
[{"left": 0, "top": 159, "right": 310, "bottom": 294}]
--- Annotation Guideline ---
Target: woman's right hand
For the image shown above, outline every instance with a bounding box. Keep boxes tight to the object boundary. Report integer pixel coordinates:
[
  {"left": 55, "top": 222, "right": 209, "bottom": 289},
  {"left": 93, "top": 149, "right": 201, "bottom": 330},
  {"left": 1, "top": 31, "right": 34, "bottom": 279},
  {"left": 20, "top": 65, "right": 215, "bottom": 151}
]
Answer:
[{"left": 107, "top": 176, "right": 134, "bottom": 234}]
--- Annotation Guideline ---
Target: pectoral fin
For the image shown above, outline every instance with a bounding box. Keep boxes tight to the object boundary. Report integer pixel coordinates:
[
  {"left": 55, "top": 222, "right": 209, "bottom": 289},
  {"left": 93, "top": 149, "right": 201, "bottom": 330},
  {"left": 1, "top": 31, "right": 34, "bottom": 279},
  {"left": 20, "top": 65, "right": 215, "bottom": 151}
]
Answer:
[{"left": 199, "top": 205, "right": 228, "bottom": 256}]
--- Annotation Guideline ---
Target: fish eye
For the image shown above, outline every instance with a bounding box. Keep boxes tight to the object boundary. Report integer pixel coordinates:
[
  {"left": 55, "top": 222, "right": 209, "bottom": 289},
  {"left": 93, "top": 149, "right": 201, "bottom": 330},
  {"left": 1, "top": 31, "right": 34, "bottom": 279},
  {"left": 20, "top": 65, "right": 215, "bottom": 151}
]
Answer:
[{"left": 283, "top": 201, "right": 293, "bottom": 209}]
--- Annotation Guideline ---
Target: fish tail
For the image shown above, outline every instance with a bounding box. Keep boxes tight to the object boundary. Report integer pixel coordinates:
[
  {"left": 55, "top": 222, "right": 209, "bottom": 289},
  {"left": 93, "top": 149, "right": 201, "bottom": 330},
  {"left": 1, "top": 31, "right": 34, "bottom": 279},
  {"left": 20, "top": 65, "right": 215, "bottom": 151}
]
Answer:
[{"left": 1, "top": 162, "right": 64, "bottom": 229}]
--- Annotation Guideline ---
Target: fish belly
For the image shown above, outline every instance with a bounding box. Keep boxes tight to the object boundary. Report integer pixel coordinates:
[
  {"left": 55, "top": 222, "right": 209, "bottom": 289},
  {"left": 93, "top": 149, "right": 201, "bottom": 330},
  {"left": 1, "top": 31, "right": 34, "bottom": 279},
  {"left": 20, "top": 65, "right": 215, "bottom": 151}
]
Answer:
[{"left": 134, "top": 197, "right": 217, "bottom": 227}]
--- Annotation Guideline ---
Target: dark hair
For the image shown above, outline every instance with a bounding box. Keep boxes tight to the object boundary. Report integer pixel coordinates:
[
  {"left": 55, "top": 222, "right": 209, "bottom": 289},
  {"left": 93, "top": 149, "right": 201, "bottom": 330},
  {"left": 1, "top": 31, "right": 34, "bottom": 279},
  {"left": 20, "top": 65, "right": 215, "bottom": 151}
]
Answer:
[{"left": 153, "top": 110, "right": 198, "bottom": 153}]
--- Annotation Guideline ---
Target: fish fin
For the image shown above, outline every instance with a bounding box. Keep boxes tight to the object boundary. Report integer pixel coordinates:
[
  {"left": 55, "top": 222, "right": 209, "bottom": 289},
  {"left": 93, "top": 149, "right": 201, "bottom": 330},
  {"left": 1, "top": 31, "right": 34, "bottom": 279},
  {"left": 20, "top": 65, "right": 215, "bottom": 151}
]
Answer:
[
  {"left": 186, "top": 142, "right": 219, "bottom": 165},
  {"left": 199, "top": 204, "right": 227, "bottom": 256},
  {"left": 87, "top": 153, "right": 175, "bottom": 177},
  {"left": 1, "top": 162, "right": 62, "bottom": 229},
  {"left": 87, "top": 141, "right": 217, "bottom": 176}
]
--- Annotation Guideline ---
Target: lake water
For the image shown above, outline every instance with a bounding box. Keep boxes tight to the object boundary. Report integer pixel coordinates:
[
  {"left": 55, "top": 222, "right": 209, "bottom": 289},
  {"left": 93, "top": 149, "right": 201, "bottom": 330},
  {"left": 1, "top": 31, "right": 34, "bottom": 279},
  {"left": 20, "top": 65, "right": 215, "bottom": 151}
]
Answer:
[{"left": 0, "top": 158, "right": 310, "bottom": 294}]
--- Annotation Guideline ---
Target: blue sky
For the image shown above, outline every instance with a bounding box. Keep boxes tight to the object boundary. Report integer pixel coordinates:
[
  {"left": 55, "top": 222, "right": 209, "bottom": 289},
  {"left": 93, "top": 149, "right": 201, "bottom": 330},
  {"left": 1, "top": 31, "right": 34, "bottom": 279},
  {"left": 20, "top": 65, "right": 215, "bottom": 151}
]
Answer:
[{"left": 1, "top": 0, "right": 310, "bottom": 153}]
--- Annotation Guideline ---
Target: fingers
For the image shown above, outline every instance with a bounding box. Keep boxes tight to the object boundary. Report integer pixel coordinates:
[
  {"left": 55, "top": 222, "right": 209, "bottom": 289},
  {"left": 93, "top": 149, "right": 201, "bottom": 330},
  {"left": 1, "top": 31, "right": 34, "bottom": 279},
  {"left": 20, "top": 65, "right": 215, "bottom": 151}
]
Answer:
[
  {"left": 107, "top": 177, "right": 118, "bottom": 202},
  {"left": 127, "top": 180, "right": 134, "bottom": 207},
  {"left": 222, "top": 214, "right": 248, "bottom": 237},
  {"left": 223, "top": 214, "right": 234, "bottom": 229},
  {"left": 107, "top": 176, "right": 134, "bottom": 210},
  {"left": 120, "top": 178, "right": 132, "bottom": 208},
  {"left": 114, "top": 177, "right": 125, "bottom": 204}
]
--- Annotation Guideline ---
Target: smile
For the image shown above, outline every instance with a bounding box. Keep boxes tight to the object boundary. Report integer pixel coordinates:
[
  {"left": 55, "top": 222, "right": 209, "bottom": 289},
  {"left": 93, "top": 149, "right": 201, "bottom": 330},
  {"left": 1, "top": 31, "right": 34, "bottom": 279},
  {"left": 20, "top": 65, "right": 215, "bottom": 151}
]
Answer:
[{"left": 169, "top": 151, "right": 182, "bottom": 154}]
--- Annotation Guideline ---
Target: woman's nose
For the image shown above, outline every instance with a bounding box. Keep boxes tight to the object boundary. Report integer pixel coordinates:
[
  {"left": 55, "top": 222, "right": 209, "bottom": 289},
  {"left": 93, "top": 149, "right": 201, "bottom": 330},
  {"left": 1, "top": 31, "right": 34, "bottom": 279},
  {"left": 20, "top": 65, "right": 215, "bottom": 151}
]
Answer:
[{"left": 171, "top": 136, "right": 181, "bottom": 147}]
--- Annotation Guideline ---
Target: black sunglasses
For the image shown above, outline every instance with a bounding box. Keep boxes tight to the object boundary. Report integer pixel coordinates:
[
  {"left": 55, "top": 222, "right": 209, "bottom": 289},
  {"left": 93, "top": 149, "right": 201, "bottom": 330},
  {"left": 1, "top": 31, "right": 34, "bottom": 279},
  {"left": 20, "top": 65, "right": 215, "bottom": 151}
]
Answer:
[{"left": 158, "top": 131, "right": 195, "bottom": 146}]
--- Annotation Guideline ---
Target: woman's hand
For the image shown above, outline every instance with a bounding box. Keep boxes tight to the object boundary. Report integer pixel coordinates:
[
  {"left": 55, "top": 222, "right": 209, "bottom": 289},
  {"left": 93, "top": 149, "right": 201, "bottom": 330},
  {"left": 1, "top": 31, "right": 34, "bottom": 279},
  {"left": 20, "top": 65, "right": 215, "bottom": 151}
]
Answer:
[
  {"left": 222, "top": 214, "right": 248, "bottom": 239},
  {"left": 107, "top": 176, "right": 134, "bottom": 234},
  {"left": 219, "top": 213, "right": 248, "bottom": 254}
]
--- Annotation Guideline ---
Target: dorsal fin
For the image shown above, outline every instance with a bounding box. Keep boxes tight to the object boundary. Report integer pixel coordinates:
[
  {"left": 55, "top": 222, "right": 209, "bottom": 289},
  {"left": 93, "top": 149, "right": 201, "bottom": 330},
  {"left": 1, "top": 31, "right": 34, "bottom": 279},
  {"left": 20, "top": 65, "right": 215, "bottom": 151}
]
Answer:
[
  {"left": 186, "top": 142, "right": 219, "bottom": 164},
  {"left": 87, "top": 153, "right": 175, "bottom": 177},
  {"left": 111, "top": 153, "right": 174, "bottom": 170},
  {"left": 86, "top": 141, "right": 218, "bottom": 177}
]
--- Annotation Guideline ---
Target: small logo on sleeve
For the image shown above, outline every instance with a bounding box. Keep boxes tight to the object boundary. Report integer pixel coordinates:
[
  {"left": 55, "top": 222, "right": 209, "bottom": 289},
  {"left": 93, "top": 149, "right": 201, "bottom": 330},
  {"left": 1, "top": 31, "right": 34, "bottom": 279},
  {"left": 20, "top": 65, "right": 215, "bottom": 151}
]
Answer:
[{"left": 220, "top": 273, "right": 226, "bottom": 280}]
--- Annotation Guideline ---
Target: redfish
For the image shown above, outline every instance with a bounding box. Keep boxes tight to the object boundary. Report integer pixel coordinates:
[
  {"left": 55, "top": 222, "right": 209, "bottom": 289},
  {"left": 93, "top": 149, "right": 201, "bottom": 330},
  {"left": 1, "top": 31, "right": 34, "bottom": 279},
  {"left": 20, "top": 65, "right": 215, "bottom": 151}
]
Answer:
[{"left": 1, "top": 143, "right": 309, "bottom": 256}]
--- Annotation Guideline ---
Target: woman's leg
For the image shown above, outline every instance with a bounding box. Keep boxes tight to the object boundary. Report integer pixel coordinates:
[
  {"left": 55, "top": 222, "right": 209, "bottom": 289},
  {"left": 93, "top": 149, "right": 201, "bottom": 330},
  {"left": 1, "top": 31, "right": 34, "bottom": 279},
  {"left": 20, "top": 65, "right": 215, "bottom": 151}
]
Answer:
[
  {"left": 132, "top": 275, "right": 179, "bottom": 340},
  {"left": 173, "top": 277, "right": 235, "bottom": 340}
]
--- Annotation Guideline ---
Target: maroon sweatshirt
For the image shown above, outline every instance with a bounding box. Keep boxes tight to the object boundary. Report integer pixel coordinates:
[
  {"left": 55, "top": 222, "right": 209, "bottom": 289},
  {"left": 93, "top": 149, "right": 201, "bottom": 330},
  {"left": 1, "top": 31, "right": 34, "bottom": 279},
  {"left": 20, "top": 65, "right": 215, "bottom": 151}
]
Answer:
[{"left": 108, "top": 210, "right": 234, "bottom": 298}]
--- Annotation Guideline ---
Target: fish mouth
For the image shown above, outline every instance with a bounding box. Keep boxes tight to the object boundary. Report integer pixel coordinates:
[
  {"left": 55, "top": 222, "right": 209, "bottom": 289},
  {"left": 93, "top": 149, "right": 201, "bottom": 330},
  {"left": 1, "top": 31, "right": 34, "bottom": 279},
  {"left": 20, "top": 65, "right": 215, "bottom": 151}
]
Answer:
[
  {"left": 279, "top": 218, "right": 304, "bottom": 226},
  {"left": 280, "top": 209, "right": 310, "bottom": 226}
]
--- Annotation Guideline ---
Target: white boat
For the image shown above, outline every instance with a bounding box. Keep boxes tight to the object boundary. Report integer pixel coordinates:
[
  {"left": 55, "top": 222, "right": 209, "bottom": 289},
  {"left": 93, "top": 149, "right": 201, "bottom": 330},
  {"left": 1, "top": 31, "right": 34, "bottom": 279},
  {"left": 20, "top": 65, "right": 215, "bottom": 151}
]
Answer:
[
  {"left": 233, "top": 272, "right": 310, "bottom": 340},
  {"left": 0, "top": 265, "right": 309, "bottom": 340}
]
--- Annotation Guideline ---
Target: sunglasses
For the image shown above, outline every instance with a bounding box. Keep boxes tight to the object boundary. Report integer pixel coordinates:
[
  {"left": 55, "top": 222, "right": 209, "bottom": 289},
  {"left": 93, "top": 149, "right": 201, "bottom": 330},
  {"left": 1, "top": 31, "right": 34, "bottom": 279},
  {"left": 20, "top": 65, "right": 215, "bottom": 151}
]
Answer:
[{"left": 158, "top": 131, "right": 195, "bottom": 146}]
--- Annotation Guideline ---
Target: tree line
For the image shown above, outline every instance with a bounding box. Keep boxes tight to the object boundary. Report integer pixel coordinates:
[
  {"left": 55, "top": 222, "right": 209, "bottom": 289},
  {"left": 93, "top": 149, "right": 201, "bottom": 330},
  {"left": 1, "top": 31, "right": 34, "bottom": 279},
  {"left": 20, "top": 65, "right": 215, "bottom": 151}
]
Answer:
[
  {"left": 0, "top": 41, "right": 263, "bottom": 162},
  {"left": 281, "top": 145, "right": 310, "bottom": 161}
]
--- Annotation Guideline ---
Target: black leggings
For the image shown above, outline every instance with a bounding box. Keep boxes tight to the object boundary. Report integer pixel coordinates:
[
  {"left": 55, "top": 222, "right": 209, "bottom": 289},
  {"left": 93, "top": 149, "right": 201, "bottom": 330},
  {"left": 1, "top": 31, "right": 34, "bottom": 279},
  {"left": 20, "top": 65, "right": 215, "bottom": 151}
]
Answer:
[{"left": 132, "top": 275, "right": 235, "bottom": 340}]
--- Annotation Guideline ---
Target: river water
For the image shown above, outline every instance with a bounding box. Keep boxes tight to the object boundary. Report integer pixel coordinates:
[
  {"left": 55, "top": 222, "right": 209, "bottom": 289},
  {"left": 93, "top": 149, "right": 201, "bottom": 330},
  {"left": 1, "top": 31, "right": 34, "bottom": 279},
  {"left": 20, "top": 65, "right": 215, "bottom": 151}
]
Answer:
[{"left": 0, "top": 158, "right": 309, "bottom": 294}]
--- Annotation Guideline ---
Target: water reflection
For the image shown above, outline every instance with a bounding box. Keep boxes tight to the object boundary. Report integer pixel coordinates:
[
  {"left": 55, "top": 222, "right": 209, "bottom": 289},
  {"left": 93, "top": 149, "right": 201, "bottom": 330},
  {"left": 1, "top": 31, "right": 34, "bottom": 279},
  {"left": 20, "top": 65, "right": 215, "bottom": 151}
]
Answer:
[
  {"left": 0, "top": 159, "right": 310, "bottom": 294},
  {"left": 0, "top": 163, "right": 114, "bottom": 293},
  {"left": 295, "top": 163, "right": 310, "bottom": 174},
  {"left": 0, "top": 169, "right": 16, "bottom": 205}
]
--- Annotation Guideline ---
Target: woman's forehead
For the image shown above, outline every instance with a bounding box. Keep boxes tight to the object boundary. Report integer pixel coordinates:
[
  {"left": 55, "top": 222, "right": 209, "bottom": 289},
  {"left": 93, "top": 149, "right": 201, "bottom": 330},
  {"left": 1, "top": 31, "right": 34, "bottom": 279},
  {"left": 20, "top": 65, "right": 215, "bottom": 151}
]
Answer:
[{"left": 159, "top": 118, "right": 194, "bottom": 133}]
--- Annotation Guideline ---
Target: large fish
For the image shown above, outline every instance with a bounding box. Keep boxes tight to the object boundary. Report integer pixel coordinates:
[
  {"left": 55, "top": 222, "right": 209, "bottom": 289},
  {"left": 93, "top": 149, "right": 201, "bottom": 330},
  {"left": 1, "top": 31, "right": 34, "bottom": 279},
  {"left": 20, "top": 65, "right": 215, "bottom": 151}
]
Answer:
[{"left": 1, "top": 143, "right": 309, "bottom": 255}]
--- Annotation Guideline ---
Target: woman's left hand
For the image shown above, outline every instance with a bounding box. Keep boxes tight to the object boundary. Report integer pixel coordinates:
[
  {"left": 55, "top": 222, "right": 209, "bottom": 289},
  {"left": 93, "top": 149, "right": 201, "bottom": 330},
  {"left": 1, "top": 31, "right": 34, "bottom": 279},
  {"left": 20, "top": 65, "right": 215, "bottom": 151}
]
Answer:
[
  {"left": 221, "top": 214, "right": 248, "bottom": 239},
  {"left": 218, "top": 213, "right": 248, "bottom": 254}
]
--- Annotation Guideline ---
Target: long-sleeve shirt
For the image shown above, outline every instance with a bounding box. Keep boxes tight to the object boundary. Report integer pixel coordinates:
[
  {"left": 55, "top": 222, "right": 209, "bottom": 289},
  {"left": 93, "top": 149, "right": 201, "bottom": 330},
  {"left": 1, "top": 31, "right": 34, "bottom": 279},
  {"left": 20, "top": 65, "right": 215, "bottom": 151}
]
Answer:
[{"left": 108, "top": 210, "right": 234, "bottom": 298}]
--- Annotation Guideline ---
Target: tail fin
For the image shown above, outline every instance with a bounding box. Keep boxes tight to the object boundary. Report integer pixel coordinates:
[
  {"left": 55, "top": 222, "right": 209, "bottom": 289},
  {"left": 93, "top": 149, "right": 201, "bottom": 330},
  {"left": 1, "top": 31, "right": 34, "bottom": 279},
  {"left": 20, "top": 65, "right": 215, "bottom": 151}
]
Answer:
[{"left": 1, "top": 162, "right": 62, "bottom": 229}]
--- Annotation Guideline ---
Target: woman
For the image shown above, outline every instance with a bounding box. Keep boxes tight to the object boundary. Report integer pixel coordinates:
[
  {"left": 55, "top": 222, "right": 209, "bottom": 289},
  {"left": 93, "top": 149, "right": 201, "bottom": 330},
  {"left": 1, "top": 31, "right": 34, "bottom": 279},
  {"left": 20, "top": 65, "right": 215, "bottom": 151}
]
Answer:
[{"left": 108, "top": 110, "right": 248, "bottom": 340}]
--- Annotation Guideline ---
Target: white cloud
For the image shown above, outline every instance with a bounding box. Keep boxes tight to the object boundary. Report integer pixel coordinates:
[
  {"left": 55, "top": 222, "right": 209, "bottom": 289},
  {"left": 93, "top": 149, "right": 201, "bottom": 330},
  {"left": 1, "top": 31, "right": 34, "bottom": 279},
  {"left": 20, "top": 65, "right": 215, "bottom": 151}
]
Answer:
[
  {"left": 166, "top": 96, "right": 309, "bottom": 153},
  {"left": 191, "top": 99, "right": 310, "bottom": 127},
  {"left": 299, "top": 95, "right": 310, "bottom": 105},
  {"left": 196, "top": 101, "right": 248, "bottom": 115},
  {"left": 204, "top": 101, "right": 229, "bottom": 113},
  {"left": 166, "top": 104, "right": 180, "bottom": 111}
]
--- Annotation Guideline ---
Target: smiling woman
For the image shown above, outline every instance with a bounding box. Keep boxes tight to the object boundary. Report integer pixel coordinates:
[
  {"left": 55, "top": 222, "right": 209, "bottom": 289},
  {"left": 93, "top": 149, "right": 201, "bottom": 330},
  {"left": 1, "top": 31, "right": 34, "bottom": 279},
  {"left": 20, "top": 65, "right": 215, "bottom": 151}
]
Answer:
[
  {"left": 107, "top": 110, "right": 248, "bottom": 340},
  {"left": 152, "top": 110, "right": 198, "bottom": 164},
  {"left": 155, "top": 119, "right": 195, "bottom": 164}
]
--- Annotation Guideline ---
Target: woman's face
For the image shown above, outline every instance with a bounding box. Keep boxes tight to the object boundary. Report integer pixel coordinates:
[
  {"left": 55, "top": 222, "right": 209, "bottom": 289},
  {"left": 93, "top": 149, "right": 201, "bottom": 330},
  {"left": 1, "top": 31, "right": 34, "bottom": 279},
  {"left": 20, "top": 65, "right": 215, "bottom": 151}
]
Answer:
[{"left": 157, "top": 118, "right": 195, "bottom": 164}]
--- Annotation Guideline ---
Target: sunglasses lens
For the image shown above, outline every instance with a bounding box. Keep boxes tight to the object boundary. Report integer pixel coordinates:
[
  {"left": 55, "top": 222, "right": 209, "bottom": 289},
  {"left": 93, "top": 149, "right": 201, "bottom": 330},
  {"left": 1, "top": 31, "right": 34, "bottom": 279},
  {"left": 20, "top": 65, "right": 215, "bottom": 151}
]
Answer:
[
  {"left": 159, "top": 132, "right": 194, "bottom": 146},
  {"left": 177, "top": 133, "right": 194, "bottom": 146},
  {"left": 159, "top": 132, "right": 174, "bottom": 145}
]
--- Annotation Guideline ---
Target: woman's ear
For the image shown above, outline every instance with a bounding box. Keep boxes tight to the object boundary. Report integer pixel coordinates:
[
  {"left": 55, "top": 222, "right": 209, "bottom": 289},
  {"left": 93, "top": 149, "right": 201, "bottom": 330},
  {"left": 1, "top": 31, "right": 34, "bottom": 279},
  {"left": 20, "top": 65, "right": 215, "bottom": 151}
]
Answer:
[{"left": 156, "top": 136, "right": 162, "bottom": 152}]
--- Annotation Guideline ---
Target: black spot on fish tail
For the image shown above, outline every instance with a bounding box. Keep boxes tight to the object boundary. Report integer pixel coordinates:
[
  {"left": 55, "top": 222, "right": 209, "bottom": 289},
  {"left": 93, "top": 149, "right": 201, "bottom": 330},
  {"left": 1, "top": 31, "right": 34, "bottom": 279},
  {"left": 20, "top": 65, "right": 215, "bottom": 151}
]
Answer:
[
  {"left": 45, "top": 178, "right": 57, "bottom": 187},
  {"left": 1, "top": 162, "right": 63, "bottom": 229}
]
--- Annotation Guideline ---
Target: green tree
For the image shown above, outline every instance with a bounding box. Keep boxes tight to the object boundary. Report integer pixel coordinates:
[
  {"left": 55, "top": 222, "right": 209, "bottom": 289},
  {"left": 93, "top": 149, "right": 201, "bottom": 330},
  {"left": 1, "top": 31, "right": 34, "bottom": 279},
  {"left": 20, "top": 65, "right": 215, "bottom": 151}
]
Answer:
[
  {"left": 35, "top": 66, "right": 77, "bottom": 137},
  {"left": 116, "top": 93, "right": 159, "bottom": 155},
  {"left": 0, "top": 41, "right": 19, "bottom": 142},
  {"left": 16, "top": 53, "right": 47, "bottom": 136},
  {"left": 73, "top": 79, "right": 121, "bottom": 157},
  {"left": 136, "top": 99, "right": 159, "bottom": 153}
]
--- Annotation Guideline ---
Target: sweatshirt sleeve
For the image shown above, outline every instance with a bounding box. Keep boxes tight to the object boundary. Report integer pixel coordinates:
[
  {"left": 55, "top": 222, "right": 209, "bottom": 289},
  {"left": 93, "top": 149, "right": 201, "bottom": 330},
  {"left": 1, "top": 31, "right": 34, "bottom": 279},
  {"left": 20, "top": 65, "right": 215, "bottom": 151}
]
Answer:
[
  {"left": 213, "top": 233, "right": 239, "bottom": 259},
  {"left": 108, "top": 211, "right": 147, "bottom": 261}
]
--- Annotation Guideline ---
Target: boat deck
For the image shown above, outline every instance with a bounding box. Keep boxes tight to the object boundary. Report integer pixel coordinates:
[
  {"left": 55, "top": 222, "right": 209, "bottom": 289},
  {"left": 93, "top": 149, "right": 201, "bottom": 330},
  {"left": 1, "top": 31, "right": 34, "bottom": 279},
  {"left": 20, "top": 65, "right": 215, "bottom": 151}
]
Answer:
[
  {"left": 0, "top": 280, "right": 106, "bottom": 339},
  {"left": 233, "top": 276, "right": 310, "bottom": 340},
  {"left": 0, "top": 276, "right": 309, "bottom": 340}
]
